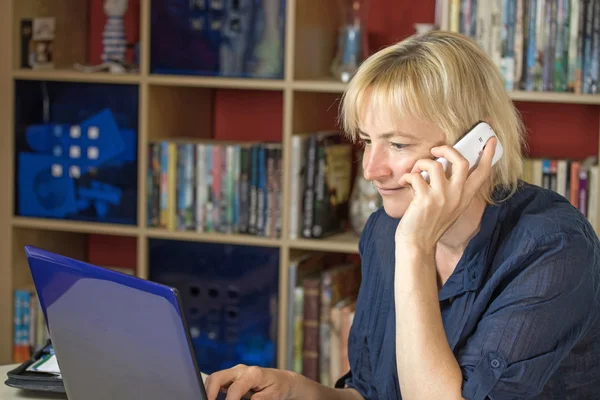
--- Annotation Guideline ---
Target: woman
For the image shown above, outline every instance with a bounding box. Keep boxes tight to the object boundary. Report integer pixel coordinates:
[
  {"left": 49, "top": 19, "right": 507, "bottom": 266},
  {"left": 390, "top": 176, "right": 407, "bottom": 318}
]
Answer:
[{"left": 205, "top": 31, "right": 600, "bottom": 399}]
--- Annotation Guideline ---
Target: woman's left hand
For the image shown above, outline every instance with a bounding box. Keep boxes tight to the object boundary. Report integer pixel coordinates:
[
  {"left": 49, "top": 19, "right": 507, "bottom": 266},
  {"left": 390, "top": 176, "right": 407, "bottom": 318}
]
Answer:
[{"left": 395, "top": 137, "right": 497, "bottom": 248}]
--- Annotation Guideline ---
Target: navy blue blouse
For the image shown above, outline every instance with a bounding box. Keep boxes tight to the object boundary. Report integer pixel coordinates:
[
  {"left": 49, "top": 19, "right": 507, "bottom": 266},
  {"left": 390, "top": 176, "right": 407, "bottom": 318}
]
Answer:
[{"left": 339, "top": 182, "right": 600, "bottom": 399}]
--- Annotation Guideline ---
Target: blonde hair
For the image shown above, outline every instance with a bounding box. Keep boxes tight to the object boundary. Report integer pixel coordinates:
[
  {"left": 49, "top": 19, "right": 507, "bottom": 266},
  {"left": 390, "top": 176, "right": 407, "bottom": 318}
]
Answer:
[{"left": 339, "top": 30, "right": 526, "bottom": 203}]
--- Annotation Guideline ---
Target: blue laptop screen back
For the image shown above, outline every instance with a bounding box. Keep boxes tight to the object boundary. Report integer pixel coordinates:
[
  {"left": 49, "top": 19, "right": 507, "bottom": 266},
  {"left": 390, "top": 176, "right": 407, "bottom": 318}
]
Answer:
[{"left": 25, "top": 246, "right": 207, "bottom": 400}]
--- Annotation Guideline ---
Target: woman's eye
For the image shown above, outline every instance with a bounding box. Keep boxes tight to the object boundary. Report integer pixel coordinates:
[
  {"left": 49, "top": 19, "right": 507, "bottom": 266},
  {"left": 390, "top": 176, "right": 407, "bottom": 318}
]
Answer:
[
  {"left": 359, "top": 138, "right": 371, "bottom": 147},
  {"left": 391, "top": 142, "right": 408, "bottom": 151}
]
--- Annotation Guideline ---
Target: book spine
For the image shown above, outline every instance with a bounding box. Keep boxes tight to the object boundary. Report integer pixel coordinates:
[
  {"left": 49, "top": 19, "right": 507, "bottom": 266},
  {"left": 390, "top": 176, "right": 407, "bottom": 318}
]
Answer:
[
  {"left": 275, "top": 146, "right": 282, "bottom": 239},
  {"left": 212, "top": 145, "right": 221, "bottom": 232},
  {"left": 302, "top": 278, "right": 321, "bottom": 382},
  {"left": 159, "top": 141, "right": 169, "bottom": 228},
  {"left": 233, "top": 145, "right": 241, "bottom": 233},
  {"left": 265, "top": 146, "right": 275, "bottom": 238},
  {"left": 238, "top": 145, "right": 250, "bottom": 233},
  {"left": 196, "top": 144, "right": 205, "bottom": 233},
  {"left": 205, "top": 144, "right": 214, "bottom": 232},
  {"left": 167, "top": 143, "right": 177, "bottom": 230},
  {"left": 302, "top": 136, "right": 317, "bottom": 238},
  {"left": 257, "top": 145, "right": 267, "bottom": 236},
  {"left": 176, "top": 143, "right": 186, "bottom": 230},
  {"left": 220, "top": 145, "right": 229, "bottom": 233},
  {"left": 249, "top": 145, "right": 258, "bottom": 235},
  {"left": 185, "top": 144, "right": 196, "bottom": 230},
  {"left": 312, "top": 139, "right": 326, "bottom": 238}
]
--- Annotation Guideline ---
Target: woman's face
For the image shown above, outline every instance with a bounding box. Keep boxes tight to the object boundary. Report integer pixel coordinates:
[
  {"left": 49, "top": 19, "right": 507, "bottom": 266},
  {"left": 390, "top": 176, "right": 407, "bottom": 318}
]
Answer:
[{"left": 358, "top": 101, "right": 446, "bottom": 218}]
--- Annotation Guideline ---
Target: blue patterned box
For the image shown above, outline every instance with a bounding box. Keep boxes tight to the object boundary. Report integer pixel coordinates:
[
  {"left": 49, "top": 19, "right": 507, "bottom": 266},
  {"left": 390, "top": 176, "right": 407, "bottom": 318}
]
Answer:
[
  {"left": 149, "top": 239, "right": 279, "bottom": 374},
  {"left": 150, "top": 0, "right": 286, "bottom": 79},
  {"left": 15, "top": 80, "right": 138, "bottom": 224}
]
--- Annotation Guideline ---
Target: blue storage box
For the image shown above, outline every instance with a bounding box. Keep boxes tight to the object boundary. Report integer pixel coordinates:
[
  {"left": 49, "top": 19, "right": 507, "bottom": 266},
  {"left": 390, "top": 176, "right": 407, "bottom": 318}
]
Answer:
[
  {"left": 149, "top": 239, "right": 279, "bottom": 374},
  {"left": 150, "top": 0, "right": 286, "bottom": 79},
  {"left": 14, "top": 80, "right": 138, "bottom": 225}
]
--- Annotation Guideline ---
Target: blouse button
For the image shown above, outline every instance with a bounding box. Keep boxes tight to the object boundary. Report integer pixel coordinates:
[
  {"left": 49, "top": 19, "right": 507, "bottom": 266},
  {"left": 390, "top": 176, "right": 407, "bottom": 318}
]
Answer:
[{"left": 490, "top": 358, "right": 501, "bottom": 368}]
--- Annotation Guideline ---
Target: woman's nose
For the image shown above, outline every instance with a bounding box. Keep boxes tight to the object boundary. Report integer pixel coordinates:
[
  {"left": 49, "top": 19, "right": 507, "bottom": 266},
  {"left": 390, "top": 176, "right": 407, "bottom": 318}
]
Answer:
[{"left": 363, "top": 148, "right": 391, "bottom": 181}]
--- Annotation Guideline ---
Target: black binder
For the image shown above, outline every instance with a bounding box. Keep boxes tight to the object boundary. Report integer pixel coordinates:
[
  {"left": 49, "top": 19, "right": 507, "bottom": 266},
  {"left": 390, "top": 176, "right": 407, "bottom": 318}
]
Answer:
[{"left": 3, "top": 341, "right": 65, "bottom": 394}]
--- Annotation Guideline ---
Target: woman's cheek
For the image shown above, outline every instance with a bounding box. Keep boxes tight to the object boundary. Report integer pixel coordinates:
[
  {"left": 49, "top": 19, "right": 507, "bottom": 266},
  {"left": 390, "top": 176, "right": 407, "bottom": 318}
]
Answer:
[{"left": 393, "top": 156, "right": 419, "bottom": 177}]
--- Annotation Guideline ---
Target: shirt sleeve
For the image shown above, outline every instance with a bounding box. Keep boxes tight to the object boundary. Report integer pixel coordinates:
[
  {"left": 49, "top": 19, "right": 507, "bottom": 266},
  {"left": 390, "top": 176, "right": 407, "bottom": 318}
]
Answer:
[{"left": 459, "top": 232, "right": 600, "bottom": 400}]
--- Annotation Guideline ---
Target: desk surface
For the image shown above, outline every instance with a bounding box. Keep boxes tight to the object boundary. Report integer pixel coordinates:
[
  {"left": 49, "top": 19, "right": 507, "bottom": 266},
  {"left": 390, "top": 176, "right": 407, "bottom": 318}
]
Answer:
[{"left": 0, "top": 365, "right": 67, "bottom": 400}]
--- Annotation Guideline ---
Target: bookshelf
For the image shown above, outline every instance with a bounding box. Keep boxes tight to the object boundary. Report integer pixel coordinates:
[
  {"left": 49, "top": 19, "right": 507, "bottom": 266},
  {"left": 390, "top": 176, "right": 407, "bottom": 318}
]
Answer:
[{"left": 1, "top": 0, "right": 600, "bottom": 371}]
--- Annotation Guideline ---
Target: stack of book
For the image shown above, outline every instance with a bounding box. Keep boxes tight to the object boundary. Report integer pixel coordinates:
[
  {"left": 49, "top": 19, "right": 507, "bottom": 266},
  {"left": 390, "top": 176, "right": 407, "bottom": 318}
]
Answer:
[
  {"left": 439, "top": 0, "right": 600, "bottom": 94},
  {"left": 147, "top": 140, "right": 283, "bottom": 238},
  {"left": 523, "top": 156, "right": 598, "bottom": 229},
  {"left": 286, "top": 253, "right": 362, "bottom": 387}
]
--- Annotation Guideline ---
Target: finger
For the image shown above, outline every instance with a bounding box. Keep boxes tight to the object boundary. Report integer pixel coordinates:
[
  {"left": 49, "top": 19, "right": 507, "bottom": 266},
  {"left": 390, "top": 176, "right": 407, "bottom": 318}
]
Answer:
[
  {"left": 400, "top": 172, "right": 430, "bottom": 196},
  {"left": 225, "top": 366, "right": 263, "bottom": 400},
  {"left": 205, "top": 365, "right": 246, "bottom": 400},
  {"left": 409, "top": 159, "right": 447, "bottom": 191},
  {"left": 430, "top": 144, "right": 470, "bottom": 184},
  {"left": 247, "top": 386, "right": 280, "bottom": 400},
  {"left": 464, "top": 137, "right": 497, "bottom": 198}
]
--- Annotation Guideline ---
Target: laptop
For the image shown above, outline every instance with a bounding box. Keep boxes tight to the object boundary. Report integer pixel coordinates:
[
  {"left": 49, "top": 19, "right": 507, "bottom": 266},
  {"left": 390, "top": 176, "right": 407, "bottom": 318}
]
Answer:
[{"left": 24, "top": 245, "right": 210, "bottom": 400}]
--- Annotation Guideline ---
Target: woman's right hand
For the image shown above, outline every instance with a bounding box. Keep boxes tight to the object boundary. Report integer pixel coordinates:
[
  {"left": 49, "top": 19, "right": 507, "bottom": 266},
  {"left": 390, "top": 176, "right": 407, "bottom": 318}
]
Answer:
[{"left": 205, "top": 364, "right": 300, "bottom": 400}]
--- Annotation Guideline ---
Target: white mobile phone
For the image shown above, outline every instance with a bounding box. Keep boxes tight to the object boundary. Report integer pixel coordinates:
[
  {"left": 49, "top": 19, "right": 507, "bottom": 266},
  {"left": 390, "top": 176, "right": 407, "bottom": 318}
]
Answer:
[{"left": 421, "top": 121, "right": 503, "bottom": 182}]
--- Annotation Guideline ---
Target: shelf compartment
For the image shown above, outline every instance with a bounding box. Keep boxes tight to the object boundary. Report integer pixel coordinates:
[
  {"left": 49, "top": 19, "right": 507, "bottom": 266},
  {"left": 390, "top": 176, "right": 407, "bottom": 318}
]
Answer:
[
  {"left": 11, "top": 227, "right": 138, "bottom": 293},
  {"left": 293, "top": 0, "right": 339, "bottom": 81},
  {"left": 292, "top": 91, "right": 341, "bottom": 133},
  {"left": 148, "top": 84, "right": 284, "bottom": 142},
  {"left": 12, "top": 0, "right": 141, "bottom": 71},
  {"left": 147, "top": 238, "right": 280, "bottom": 374},
  {"left": 10, "top": 227, "right": 137, "bottom": 362},
  {"left": 14, "top": 80, "right": 139, "bottom": 225},
  {"left": 146, "top": 228, "right": 282, "bottom": 248},
  {"left": 288, "top": 231, "right": 360, "bottom": 254},
  {"left": 150, "top": 0, "right": 286, "bottom": 80}
]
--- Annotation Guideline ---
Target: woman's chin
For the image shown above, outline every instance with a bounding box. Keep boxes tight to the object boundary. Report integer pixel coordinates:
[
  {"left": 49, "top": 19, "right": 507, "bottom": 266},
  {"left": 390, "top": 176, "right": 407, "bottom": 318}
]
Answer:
[{"left": 382, "top": 201, "right": 409, "bottom": 219}]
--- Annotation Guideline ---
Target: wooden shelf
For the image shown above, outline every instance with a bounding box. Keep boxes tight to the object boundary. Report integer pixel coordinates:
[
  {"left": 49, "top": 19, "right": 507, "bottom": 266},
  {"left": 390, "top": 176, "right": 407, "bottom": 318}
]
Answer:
[
  {"left": 12, "top": 69, "right": 141, "bottom": 84},
  {"left": 509, "top": 90, "right": 600, "bottom": 104},
  {"left": 148, "top": 74, "right": 287, "bottom": 91},
  {"left": 292, "top": 78, "right": 600, "bottom": 105},
  {"left": 145, "top": 228, "right": 282, "bottom": 248},
  {"left": 292, "top": 78, "right": 347, "bottom": 93},
  {"left": 288, "top": 231, "right": 360, "bottom": 254},
  {"left": 12, "top": 217, "right": 140, "bottom": 236}
]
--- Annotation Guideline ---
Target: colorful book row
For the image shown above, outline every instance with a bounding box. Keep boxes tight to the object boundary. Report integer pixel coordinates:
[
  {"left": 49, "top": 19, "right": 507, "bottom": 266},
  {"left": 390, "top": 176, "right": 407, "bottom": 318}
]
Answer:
[
  {"left": 147, "top": 141, "right": 283, "bottom": 238},
  {"left": 286, "top": 252, "right": 361, "bottom": 387},
  {"left": 13, "top": 289, "right": 49, "bottom": 364},
  {"left": 443, "top": 0, "right": 600, "bottom": 94},
  {"left": 523, "top": 156, "right": 599, "bottom": 229}
]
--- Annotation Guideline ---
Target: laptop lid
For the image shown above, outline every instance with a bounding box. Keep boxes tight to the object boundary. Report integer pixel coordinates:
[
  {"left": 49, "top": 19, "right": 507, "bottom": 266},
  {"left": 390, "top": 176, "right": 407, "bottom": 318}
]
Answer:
[{"left": 25, "top": 245, "right": 208, "bottom": 400}]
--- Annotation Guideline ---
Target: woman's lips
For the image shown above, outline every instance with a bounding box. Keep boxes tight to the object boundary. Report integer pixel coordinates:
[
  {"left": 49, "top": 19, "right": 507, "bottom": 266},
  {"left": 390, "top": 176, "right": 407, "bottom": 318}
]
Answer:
[{"left": 376, "top": 186, "right": 404, "bottom": 195}]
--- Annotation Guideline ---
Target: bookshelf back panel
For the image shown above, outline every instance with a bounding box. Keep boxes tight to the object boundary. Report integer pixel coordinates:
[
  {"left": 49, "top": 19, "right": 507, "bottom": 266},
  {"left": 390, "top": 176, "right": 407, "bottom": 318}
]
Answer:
[
  {"left": 518, "top": 102, "right": 600, "bottom": 159},
  {"left": 293, "top": 0, "right": 437, "bottom": 81},
  {"left": 213, "top": 89, "right": 284, "bottom": 142},
  {"left": 87, "top": 0, "right": 141, "bottom": 66},
  {"left": 293, "top": 0, "right": 339, "bottom": 80},
  {"left": 147, "top": 85, "right": 214, "bottom": 141},
  {"left": 293, "top": 92, "right": 341, "bottom": 133},
  {"left": 12, "top": 0, "right": 88, "bottom": 70},
  {"left": 12, "top": 227, "right": 87, "bottom": 290},
  {"left": 87, "top": 234, "right": 138, "bottom": 273},
  {"left": 366, "top": 0, "right": 436, "bottom": 52}
]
